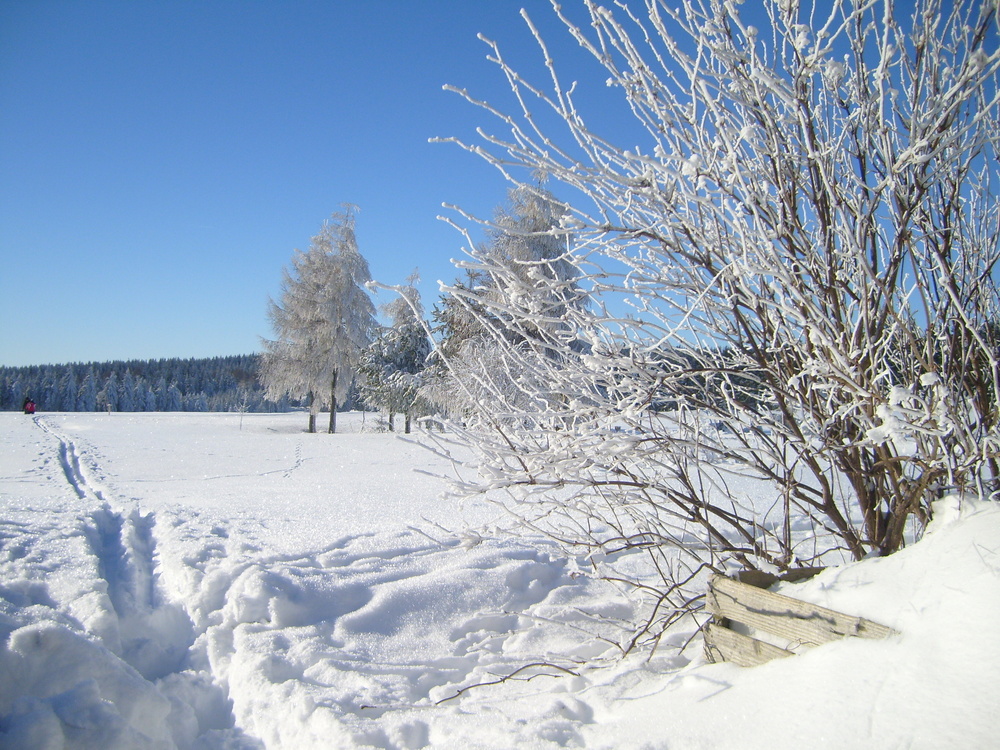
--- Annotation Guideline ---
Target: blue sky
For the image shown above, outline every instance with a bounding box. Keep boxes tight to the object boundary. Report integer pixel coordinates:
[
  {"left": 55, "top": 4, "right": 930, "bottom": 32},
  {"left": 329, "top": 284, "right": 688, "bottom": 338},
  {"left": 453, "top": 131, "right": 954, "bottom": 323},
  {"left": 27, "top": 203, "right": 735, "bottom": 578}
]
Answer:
[{"left": 0, "top": 0, "right": 596, "bottom": 367}]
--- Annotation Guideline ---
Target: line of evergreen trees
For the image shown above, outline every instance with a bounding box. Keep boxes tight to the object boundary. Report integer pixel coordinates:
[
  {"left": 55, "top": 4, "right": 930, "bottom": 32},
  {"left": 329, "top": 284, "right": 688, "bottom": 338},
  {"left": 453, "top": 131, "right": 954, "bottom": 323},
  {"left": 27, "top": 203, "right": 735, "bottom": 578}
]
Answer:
[{"left": 0, "top": 354, "right": 286, "bottom": 413}]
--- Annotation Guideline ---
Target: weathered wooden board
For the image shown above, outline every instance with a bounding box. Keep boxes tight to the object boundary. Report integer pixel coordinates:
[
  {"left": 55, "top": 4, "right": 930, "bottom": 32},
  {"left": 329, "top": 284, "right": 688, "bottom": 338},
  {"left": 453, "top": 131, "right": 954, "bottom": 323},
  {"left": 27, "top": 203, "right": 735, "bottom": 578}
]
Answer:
[
  {"left": 704, "top": 574, "right": 896, "bottom": 665},
  {"left": 703, "top": 622, "right": 795, "bottom": 667},
  {"left": 735, "top": 567, "right": 827, "bottom": 589}
]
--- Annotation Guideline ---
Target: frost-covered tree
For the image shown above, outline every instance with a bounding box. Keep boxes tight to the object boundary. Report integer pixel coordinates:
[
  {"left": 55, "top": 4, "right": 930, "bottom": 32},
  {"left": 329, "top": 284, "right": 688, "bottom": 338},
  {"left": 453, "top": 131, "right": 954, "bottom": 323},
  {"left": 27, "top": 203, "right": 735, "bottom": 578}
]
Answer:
[
  {"left": 189, "top": 392, "right": 208, "bottom": 412},
  {"left": 141, "top": 379, "right": 158, "bottom": 411},
  {"left": 39, "top": 369, "right": 58, "bottom": 411},
  {"left": 0, "top": 356, "right": 268, "bottom": 413},
  {"left": 165, "top": 382, "right": 183, "bottom": 412},
  {"left": 99, "top": 372, "right": 119, "bottom": 412},
  {"left": 431, "top": 185, "right": 583, "bottom": 416},
  {"left": 432, "top": 268, "right": 489, "bottom": 362},
  {"left": 78, "top": 367, "right": 98, "bottom": 412},
  {"left": 260, "top": 207, "right": 377, "bottom": 433},
  {"left": 57, "top": 368, "right": 78, "bottom": 411},
  {"left": 437, "top": 186, "right": 579, "bottom": 352},
  {"left": 436, "top": 0, "right": 1000, "bottom": 648},
  {"left": 119, "top": 370, "right": 136, "bottom": 412},
  {"left": 359, "top": 273, "right": 432, "bottom": 433},
  {"left": 154, "top": 377, "right": 168, "bottom": 410}
]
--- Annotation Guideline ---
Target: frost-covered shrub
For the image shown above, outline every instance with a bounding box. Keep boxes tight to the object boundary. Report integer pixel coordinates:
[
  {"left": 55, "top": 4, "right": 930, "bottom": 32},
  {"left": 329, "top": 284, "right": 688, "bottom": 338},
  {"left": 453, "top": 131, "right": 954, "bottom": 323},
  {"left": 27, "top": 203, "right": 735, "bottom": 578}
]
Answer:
[{"left": 433, "top": 0, "right": 1000, "bottom": 650}]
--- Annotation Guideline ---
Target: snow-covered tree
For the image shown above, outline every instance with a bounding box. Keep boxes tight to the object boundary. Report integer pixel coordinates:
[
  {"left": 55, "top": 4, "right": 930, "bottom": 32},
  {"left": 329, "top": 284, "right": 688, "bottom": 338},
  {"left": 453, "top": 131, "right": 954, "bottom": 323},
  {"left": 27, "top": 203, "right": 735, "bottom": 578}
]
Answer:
[
  {"left": 119, "top": 370, "right": 136, "bottom": 412},
  {"left": 39, "top": 369, "right": 58, "bottom": 411},
  {"left": 260, "top": 207, "right": 377, "bottom": 433},
  {"left": 359, "top": 273, "right": 432, "bottom": 433},
  {"left": 99, "top": 372, "right": 119, "bottom": 412},
  {"left": 437, "top": 186, "right": 579, "bottom": 352},
  {"left": 163, "top": 382, "right": 181, "bottom": 411},
  {"left": 141, "top": 379, "right": 158, "bottom": 411},
  {"left": 154, "top": 376, "right": 168, "bottom": 410},
  {"left": 435, "top": 0, "right": 1000, "bottom": 647},
  {"left": 0, "top": 356, "right": 269, "bottom": 413},
  {"left": 78, "top": 367, "right": 98, "bottom": 412},
  {"left": 57, "top": 368, "right": 78, "bottom": 411},
  {"left": 431, "top": 185, "right": 583, "bottom": 417}
]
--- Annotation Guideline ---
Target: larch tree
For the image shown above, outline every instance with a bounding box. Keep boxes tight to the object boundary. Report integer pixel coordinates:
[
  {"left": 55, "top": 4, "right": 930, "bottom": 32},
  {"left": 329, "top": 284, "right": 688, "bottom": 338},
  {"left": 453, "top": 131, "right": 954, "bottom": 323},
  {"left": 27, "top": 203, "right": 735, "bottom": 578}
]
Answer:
[
  {"left": 433, "top": 0, "right": 1000, "bottom": 650},
  {"left": 437, "top": 185, "right": 580, "bottom": 351},
  {"left": 260, "top": 207, "right": 377, "bottom": 433}
]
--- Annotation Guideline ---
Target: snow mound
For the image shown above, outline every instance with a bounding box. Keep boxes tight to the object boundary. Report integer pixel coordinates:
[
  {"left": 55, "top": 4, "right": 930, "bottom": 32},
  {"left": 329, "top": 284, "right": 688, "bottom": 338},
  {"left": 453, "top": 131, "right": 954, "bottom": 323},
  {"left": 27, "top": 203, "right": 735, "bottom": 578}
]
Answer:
[{"left": 581, "top": 496, "right": 1000, "bottom": 750}]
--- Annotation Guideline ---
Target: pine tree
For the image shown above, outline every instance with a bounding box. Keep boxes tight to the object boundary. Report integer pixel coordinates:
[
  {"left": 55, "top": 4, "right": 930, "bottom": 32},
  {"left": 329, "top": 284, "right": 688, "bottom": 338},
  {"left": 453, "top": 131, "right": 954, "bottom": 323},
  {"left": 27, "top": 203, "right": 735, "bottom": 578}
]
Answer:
[
  {"left": 155, "top": 377, "right": 168, "bottom": 410},
  {"left": 99, "top": 372, "right": 119, "bottom": 412},
  {"left": 140, "top": 378, "right": 157, "bottom": 411},
  {"left": 260, "top": 207, "right": 377, "bottom": 433}
]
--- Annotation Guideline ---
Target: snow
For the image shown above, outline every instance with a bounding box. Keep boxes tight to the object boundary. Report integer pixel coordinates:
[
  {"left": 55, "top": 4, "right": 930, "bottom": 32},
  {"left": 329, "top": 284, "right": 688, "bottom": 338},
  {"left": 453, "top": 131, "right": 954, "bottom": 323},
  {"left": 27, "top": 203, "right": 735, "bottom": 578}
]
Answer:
[{"left": 1, "top": 411, "right": 997, "bottom": 749}]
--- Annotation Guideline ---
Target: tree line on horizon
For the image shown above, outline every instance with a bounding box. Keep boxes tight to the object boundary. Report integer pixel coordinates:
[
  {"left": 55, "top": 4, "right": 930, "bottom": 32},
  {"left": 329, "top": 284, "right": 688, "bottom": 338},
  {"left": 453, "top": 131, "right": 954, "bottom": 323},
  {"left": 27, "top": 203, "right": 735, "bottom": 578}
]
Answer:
[{"left": 0, "top": 354, "right": 284, "bottom": 413}]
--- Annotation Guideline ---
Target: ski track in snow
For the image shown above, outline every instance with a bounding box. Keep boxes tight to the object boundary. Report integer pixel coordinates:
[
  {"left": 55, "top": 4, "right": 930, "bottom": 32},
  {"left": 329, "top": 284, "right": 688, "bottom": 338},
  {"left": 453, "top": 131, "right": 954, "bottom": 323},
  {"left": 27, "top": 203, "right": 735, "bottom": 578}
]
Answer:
[
  {"left": 31, "top": 416, "right": 202, "bottom": 680},
  {"left": 33, "top": 415, "right": 113, "bottom": 503},
  {"left": 81, "top": 506, "right": 195, "bottom": 680},
  {"left": 16, "top": 416, "right": 253, "bottom": 744}
]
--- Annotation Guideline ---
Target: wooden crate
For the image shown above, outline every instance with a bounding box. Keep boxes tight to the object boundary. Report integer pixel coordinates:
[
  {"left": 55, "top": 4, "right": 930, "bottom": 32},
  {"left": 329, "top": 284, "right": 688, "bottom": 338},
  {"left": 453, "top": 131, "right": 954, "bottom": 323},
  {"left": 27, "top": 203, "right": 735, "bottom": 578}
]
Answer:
[{"left": 703, "top": 571, "right": 896, "bottom": 667}]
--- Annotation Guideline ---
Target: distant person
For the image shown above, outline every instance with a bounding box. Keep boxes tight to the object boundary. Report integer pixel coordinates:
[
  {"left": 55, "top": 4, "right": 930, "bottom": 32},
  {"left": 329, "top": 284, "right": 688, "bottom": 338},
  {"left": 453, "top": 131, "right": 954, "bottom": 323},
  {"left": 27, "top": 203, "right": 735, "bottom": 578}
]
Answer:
[{"left": 22, "top": 397, "right": 36, "bottom": 415}]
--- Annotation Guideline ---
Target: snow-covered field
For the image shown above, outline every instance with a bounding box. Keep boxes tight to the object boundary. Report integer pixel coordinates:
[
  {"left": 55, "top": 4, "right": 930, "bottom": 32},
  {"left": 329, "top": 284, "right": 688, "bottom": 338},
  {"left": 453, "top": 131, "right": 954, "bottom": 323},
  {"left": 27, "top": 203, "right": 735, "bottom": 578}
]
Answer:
[{"left": 1, "top": 411, "right": 997, "bottom": 749}]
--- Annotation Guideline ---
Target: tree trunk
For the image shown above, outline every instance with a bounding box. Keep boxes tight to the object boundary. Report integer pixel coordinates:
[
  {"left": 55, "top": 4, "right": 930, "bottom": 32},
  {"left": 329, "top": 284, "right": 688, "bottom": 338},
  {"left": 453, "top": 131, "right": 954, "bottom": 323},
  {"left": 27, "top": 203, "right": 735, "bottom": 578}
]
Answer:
[
  {"left": 307, "top": 391, "right": 316, "bottom": 433},
  {"left": 404, "top": 412, "right": 412, "bottom": 434},
  {"left": 388, "top": 412, "right": 395, "bottom": 432},
  {"left": 328, "top": 371, "right": 338, "bottom": 434}
]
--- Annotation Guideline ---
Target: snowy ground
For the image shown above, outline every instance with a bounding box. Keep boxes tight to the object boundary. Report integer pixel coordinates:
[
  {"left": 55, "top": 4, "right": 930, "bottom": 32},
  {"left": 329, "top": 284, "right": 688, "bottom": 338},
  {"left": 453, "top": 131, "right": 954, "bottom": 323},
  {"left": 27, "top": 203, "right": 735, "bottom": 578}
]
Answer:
[{"left": 1, "top": 411, "right": 997, "bottom": 749}]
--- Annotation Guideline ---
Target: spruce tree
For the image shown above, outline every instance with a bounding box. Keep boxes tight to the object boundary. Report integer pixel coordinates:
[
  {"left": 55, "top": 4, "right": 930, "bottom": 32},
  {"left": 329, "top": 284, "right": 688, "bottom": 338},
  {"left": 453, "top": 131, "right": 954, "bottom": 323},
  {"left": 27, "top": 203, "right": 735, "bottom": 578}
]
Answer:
[{"left": 359, "top": 274, "right": 431, "bottom": 433}]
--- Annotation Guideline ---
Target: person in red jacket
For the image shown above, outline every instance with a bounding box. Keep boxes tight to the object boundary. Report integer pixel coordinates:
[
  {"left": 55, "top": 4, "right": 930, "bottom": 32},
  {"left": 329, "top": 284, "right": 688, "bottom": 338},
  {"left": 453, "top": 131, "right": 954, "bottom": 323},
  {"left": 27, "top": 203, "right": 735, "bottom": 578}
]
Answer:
[{"left": 22, "top": 397, "right": 36, "bottom": 414}]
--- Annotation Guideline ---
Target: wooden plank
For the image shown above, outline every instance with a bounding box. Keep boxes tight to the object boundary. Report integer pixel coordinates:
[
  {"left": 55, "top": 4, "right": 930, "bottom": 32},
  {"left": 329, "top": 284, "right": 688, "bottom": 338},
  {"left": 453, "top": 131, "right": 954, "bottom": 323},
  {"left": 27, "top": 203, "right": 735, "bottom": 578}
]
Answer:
[
  {"left": 736, "top": 567, "right": 826, "bottom": 589},
  {"left": 706, "top": 575, "right": 895, "bottom": 650},
  {"left": 704, "top": 622, "right": 795, "bottom": 667}
]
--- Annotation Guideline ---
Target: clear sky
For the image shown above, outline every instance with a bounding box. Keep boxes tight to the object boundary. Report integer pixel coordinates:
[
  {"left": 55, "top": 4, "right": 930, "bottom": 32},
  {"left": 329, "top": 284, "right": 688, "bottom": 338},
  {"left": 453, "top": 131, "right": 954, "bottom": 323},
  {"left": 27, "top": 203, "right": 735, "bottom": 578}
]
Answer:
[{"left": 0, "top": 0, "right": 593, "bottom": 367}]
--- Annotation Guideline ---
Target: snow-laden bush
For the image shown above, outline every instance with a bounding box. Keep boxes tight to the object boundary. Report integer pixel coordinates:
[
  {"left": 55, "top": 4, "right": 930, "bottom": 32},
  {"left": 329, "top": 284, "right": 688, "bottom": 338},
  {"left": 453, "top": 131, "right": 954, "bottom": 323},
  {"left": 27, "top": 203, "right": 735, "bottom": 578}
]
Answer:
[{"left": 432, "top": 0, "right": 1000, "bottom": 650}]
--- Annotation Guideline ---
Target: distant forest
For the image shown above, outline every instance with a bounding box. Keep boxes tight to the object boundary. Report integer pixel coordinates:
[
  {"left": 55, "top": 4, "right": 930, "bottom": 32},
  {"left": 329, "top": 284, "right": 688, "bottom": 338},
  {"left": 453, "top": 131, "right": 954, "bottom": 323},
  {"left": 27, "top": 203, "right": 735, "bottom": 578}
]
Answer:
[{"left": 0, "top": 354, "right": 291, "bottom": 413}]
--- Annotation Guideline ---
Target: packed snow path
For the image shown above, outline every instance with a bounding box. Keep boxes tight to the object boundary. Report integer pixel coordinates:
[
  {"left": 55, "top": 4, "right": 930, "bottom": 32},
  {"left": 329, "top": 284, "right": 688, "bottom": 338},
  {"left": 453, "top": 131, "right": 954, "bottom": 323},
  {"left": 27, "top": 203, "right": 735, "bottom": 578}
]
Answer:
[{"left": 1, "top": 412, "right": 998, "bottom": 749}]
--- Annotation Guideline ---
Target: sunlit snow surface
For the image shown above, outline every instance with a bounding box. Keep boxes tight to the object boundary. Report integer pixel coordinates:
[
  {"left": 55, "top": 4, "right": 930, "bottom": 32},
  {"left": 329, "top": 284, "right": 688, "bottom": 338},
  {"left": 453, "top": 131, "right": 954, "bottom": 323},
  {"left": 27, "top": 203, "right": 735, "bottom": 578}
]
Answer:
[{"left": 1, "top": 412, "right": 997, "bottom": 749}]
